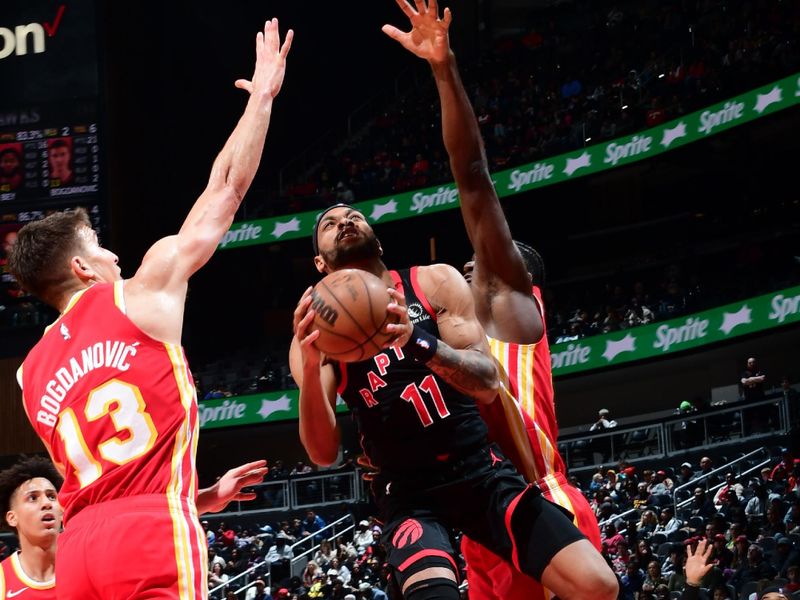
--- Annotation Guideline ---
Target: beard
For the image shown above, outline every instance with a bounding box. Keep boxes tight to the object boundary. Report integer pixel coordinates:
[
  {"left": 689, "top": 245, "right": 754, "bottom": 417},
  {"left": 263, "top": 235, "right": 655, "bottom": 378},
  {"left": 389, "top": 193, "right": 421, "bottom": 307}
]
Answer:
[{"left": 320, "top": 230, "right": 381, "bottom": 270}]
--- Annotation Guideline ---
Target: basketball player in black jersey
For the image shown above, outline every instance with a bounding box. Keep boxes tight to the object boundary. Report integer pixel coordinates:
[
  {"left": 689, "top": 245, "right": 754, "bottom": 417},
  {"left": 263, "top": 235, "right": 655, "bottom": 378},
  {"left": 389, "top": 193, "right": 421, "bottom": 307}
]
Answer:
[{"left": 290, "top": 204, "right": 613, "bottom": 600}]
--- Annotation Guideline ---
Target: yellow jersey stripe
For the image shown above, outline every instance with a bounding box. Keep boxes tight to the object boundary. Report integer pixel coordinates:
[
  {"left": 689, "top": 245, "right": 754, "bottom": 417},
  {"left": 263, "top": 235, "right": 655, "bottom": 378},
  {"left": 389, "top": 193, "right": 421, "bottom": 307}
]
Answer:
[
  {"left": 165, "top": 343, "right": 195, "bottom": 600},
  {"left": 10, "top": 552, "right": 55, "bottom": 589}
]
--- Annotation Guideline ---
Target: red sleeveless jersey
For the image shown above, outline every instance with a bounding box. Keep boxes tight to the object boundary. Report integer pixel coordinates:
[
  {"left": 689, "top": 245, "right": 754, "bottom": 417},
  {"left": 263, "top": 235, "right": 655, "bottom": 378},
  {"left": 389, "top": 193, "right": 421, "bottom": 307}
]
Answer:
[
  {"left": 19, "top": 282, "right": 199, "bottom": 525},
  {"left": 0, "top": 552, "right": 56, "bottom": 600},
  {"left": 486, "top": 286, "right": 564, "bottom": 478}
]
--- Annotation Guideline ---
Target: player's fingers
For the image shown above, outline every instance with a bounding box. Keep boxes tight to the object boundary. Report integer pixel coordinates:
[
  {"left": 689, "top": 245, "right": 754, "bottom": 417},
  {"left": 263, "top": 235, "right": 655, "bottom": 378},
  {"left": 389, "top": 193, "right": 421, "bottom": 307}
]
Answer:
[
  {"left": 236, "top": 492, "right": 257, "bottom": 502},
  {"left": 230, "top": 460, "right": 267, "bottom": 476},
  {"left": 381, "top": 24, "right": 407, "bottom": 43},
  {"left": 234, "top": 79, "right": 254, "bottom": 92},
  {"left": 414, "top": 0, "right": 427, "bottom": 15},
  {"left": 443, "top": 7, "right": 452, "bottom": 27},
  {"left": 300, "top": 328, "right": 321, "bottom": 347},
  {"left": 429, "top": 0, "right": 438, "bottom": 17},
  {"left": 394, "top": 0, "right": 417, "bottom": 18},
  {"left": 280, "top": 29, "right": 294, "bottom": 59},
  {"left": 240, "top": 469, "right": 268, "bottom": 486}
]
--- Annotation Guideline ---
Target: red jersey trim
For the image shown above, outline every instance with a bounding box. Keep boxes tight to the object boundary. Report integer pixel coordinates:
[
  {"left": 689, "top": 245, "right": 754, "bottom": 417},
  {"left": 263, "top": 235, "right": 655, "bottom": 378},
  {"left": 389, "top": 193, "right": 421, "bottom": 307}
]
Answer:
[
  {"left": 336, "top": 361, "right": 348, "bottom": 396},
  {"left": 397, "top": 549, "right": 459, "bottom": 576},
  {"left": 409, "top": 266, "right": 437, "bottom": 322}
]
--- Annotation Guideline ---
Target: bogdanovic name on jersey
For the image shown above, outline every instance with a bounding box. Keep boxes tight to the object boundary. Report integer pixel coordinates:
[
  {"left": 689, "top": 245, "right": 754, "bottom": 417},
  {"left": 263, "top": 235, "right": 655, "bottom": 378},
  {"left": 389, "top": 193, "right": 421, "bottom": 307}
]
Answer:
[{"left": 34, "top": 340, "right": 140, "bottom": 428}]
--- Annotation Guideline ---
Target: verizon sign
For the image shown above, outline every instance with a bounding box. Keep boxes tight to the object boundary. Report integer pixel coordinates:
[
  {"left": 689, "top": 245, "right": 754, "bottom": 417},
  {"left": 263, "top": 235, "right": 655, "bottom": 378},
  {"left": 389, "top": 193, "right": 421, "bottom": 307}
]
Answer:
[{"left": 0, "top": 5, "right": 65, "bottom": 60}]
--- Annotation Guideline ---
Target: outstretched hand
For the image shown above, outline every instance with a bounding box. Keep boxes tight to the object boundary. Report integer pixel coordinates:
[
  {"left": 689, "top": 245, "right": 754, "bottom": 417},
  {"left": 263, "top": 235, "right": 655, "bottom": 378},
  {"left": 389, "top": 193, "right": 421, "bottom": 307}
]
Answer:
[
  {"left": 197, "top": 460, "right": 268, "bottom": 514},
  {"left": 235, "top": 18, "right": 294, "bottom": 98},
  {"left": 382, "top": 0, "right": 452, "bottom": 64},
  {"left": 685, "top": 538, "right": 714, "bottom": 586}
]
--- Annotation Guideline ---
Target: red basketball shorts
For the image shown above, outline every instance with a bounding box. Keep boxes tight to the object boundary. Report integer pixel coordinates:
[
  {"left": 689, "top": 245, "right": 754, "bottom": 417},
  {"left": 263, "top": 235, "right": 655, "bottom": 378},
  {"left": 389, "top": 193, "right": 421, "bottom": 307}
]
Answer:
[
  {"left": 462, "top": 472, "right": 601, "bottom": 600},
  {"left": 56, "top": 494, "right": 208, "bottom": 600}
]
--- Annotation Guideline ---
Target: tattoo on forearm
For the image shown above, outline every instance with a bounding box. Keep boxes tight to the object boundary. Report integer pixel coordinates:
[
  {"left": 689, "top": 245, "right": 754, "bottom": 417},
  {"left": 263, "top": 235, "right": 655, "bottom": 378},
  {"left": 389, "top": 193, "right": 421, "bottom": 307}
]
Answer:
[{"left": 428, "top": 343, "right": 497, "bottom": 396}]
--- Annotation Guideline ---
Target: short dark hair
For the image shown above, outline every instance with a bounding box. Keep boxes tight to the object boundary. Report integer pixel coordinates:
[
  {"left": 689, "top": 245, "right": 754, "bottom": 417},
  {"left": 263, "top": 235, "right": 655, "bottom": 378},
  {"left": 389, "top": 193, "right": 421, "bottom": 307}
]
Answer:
[
  {"left": 8, "top": 208, "right": 92, "bottom": 307},
  {"left": 0, "top": 456, "right": 62, "bottom": 530},
  {"left": 513, "top": 240, "right": 545, "bottom": 287},
  {"left": 49, "top": 139, "right": 70, "bottom": 152},
  {"left": 312, "top": 203, "right": 354, "bottom": 256}
]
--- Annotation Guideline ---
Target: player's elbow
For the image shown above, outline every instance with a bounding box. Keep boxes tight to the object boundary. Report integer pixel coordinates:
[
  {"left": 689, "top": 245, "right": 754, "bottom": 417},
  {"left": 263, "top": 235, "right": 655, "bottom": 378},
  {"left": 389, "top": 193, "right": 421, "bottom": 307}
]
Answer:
[{"left": 475, "top": 363, "right": 500, "bottom": 405}]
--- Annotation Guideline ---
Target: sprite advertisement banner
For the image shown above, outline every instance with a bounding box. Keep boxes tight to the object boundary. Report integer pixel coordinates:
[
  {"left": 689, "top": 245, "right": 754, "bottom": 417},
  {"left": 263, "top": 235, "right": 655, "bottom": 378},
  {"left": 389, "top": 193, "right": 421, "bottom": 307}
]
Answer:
[
  {"left": 219, "top": 73, "right": 800, "bottom": 250},
  {"left": 200, "top": 286, "right": 800, "bottom": 429},
  {"left": 550, "top": 285, "right": 800, "bottom": 375},
  {"left": 199, "top": 389, "right": 350, "bottom": 430}
]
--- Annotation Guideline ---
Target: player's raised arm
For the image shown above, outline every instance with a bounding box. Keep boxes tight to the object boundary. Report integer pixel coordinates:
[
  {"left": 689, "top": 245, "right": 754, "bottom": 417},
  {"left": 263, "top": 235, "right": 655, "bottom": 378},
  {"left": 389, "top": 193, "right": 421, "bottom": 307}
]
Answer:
[
  {"left": 383, "top": 1, "right": 540, "bottom": 338},
  {"left": 135, "top": 19, "right": 293, "bottom": 290}
]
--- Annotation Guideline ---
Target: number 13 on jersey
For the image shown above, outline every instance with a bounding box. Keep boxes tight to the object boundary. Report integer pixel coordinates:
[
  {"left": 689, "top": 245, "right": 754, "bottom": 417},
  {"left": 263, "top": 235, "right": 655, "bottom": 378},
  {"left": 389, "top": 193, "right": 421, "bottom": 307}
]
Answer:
[{"left": 56, "top": 379, "right": 158, "bottom": 487}]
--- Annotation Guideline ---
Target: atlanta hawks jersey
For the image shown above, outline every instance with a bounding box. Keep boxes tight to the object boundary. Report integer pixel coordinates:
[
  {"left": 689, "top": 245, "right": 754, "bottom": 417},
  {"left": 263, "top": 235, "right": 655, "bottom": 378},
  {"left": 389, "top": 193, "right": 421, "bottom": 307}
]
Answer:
[
  {"left": 19, "top": 281, "right": 200, "bottom": 525},
  {"left": 336, "top": 267, "right": 488, "bottom": 479},
  {"left": 486, "top": 285, "right": 564, "bottom": 480},
  {"left": 0, "top": 552, "right": 56, "bottom": 600}
]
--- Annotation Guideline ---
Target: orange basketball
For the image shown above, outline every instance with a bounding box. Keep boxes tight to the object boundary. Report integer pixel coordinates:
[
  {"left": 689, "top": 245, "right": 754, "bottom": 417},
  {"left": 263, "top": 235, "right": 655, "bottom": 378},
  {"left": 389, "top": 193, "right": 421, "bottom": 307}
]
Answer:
[{"left": 310, "top": 269, "right": 397, "bottom": 362}]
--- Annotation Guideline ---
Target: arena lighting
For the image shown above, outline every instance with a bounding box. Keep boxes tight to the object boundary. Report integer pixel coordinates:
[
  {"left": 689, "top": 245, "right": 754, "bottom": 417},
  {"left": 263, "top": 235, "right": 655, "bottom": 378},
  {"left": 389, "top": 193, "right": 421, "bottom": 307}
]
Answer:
[
  {"left": 621, "top": 104, "right": 629, "bottom": 110},
  {"left": 659, "top": 73, "right": 666, "bottom": 78},
  {"left": 585, "top": 137, "right": 592, "bottom": 142}
]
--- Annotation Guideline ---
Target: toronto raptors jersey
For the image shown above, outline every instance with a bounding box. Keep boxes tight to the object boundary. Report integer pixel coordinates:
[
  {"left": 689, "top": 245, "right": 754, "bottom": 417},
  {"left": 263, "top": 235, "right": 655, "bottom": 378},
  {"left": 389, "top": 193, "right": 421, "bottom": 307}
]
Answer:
[
  {"left": 337, "top": 267, "right": 488, "bottom": 478},
  {"left": 19, "top": 282, "right": 199, "bottom": 524},
  {"left": 486, "top": 286, "right": 565, "bottom": 479},
  {"left": 0, "top": 552, "right": 56, "bottom": 600}
]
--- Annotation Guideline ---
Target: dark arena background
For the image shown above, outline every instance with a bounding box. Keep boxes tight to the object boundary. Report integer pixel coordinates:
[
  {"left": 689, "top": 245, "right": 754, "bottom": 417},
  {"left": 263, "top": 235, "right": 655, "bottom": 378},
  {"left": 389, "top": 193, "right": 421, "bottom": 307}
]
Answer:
[{"left": 1, "top": 1, "right": 798, "bottom": 598}]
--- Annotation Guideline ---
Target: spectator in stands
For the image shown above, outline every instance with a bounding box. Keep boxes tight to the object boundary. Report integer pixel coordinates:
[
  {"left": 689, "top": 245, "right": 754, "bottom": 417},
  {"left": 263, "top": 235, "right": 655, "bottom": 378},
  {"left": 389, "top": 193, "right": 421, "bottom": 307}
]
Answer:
[
  {"left": 620, "top": 559, "right": 645, "bottom": 600},
  {"left": 773, "top": 535, "right": 800, "bottom": 578},
  {"left": 635, "top": 539, "right": 656, "bottom": 569},
  {"left": 785, "top": 496, "right": 800, "bottom": 533},
  {"left": 244, "top": 579, "right": 269, "bottom": 600},
  {"left": 353, "top": 519, "right": 373, "bottom": 554},
  {"left": 693, "top": 456, "right": 720, "bottom": 490},
  {"left": 313, "top": 539, "right": 336, "bottom": 571},
  {"left": 690, "top": 487, "right": 716, "bottom": 520},
  {"left": 590, "top": 408, "right": 619, "bottom": 431},
  {"left": 637, "top": 510, "right": 659, "bottom": 537},
  {"left": 763, "top": 505, "right": 788, "bottom": 537},
  {"left": 712, "top": 533, "right": 734, "bottom": 571},
  {"left": 603, "top": 522, "right": 627, "bottom": 556},
  {"left": 265, "top": 531, "right": 294, "bottom": 583},
  {"left": 676, "top": 462, "right": 695, "bottom": 487},
  {"left": 740, "top": 357, "right": 766, "bottom": 402},
  {"left": 731, "top": 534, "right": 750, "bottom": 570},
  {"left": 662, "top": 544, "right": 686, "bottom": 579},
  {"left": 358, "top": 581, "right": 388, "bottom": 600},
  {"left": 714, "top": 472, "right": 744, "bottom": 509},
  {"left": 209, "top": 546, "right": 226, "bottom": 571},
  {"left": 303, "top": 560, "right": 323, "bottom": 588},
  {"left": 643, "top": 559, "right": 668, "bottom": 594},
  {"left": 649, "top": 470, "right": 673, "bottom": 496},
  {"left": 301, "top": 509, "right": 326, "bottom": 540},
  {"left": 731, "top": 544, "right": 777, "bottom": 590},
  {"left": 633, "top": 481, "right": 652, "bottom": 510},
  {"left": 786, "top": 565, "right": 800, "bottom": 593},
  {"left": 208, "top": 562, "right": 229, "bottom": 599},
  {"left": 746, "top": 483, "right": 769, "bottom": 523},
  {"left": 654, "top": 506, "right": 682, "bottom": 536}
]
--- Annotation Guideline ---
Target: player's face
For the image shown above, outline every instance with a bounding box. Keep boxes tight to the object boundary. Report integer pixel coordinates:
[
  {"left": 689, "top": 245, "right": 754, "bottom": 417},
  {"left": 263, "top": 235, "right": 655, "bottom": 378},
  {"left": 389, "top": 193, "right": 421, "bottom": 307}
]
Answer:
[
  {"left": 3, "top": 231, "right": 17, "bottom": 254},
  {"left": 462, "top": 255, "right": 476, "bottom": 284},
  {"left": 315, "top": 207, "right": 381, "bottom": 270},
  {"left": 77, "top": 226, "right": 122, "bottom": 283},
  {"left": 0, "top": 152, "right": 20, "bottom": 176},
  {"left": 6, "top": 478, "right": 62, "bottom": 544},
  {"left": 49, "top": 146, "right": 71, "bottom": 174}
]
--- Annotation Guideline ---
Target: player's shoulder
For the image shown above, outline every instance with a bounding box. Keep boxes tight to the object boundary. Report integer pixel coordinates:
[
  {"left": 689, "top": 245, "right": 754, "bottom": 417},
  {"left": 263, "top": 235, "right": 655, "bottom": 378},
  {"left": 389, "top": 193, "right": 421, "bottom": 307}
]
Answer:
[{"left": 416, "top": 263, "right": 464, "bottom": 285}]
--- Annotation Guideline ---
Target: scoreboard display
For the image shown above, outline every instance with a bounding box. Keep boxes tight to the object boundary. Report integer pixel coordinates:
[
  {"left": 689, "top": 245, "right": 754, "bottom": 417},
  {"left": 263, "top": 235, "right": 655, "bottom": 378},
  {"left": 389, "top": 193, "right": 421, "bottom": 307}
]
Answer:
[
  {"left": 0, "top": 105, "right": 100, "bottom": 203},
  {"left": 0, "top": 0, "right": 103, "bottom": 336}
]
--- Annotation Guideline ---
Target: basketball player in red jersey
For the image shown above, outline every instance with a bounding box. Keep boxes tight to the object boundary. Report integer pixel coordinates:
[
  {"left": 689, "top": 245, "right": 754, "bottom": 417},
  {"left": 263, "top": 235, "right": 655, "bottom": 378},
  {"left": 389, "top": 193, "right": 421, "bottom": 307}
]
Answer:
[
  {"left": 0, "top": 457, "right": 61, "bottom": 600},
  {"left": 382, "top": 2, "right": 604, "bottom": 599},
  {"left": 8, "top": 19, "right": 293, "bottom": 600}
]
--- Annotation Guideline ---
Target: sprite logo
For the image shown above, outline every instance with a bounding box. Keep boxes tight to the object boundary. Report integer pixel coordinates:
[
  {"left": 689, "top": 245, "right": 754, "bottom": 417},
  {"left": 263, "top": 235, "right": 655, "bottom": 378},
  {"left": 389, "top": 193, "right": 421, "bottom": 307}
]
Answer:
[
  {"left": 410, "top": 186, "right": 459, "bottom": 214},
  {"left": 199, "top": 399, "right": 247, "bottom": 427},
  {"left": 768, "top": 292, "right": 800, "bottom": 323},
  {"left": 653, "top": 317, "right": 709, "bottom": 352},
  {"left": 219, "top": 223, "right": 263, "bottom": 248},
  {"left": 698, "top": 101, "right": 745, "bottom": 135},
  {"left": 551, "top": 342, "right": 591, "bottom": 369},
  {"left": 508, "top": 163, "right": 555, "bottom": 192},
  {"left": 604, "top": 135, "right": 653, "bottom": 166}
]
